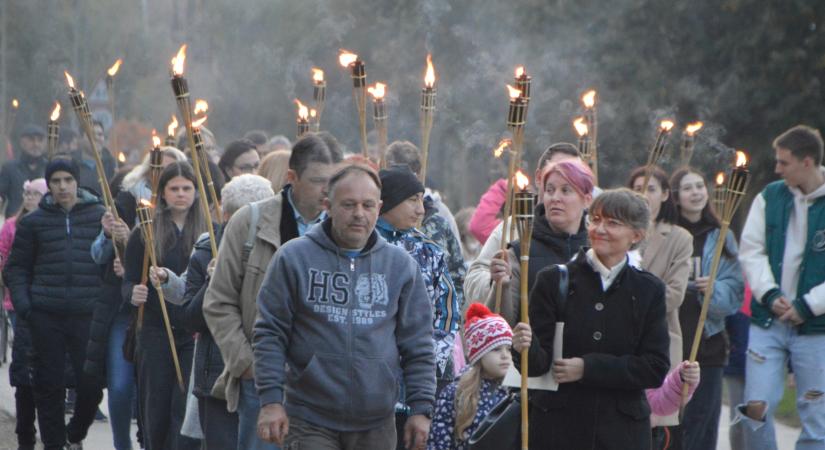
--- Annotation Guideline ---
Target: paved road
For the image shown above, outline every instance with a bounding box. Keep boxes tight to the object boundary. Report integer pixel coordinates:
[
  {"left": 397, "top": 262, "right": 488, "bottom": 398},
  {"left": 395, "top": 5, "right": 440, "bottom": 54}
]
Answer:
[{"left": 0, "top": 360, "right": 803, "bottom": 449}]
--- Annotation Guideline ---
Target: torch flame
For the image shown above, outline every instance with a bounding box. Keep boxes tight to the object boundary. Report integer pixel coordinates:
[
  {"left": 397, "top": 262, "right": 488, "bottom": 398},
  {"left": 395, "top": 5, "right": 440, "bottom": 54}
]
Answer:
[
  {"left": 50, "top": 103, "right": 61, "bottom": 121},
  {"left": 506, "top": 85, "right": 522, "bottom": 99},
  {"left": 660, "top": 120, "right": 675, "bottom": 131},
  {"left": 312, "top": 68, "right": 324, "bottom": 82},
  {"left": 573, "top": 117, "right": 589, "bottom": 137},
  {"left": 338, "top": 50, "right": 358, "bottom": 67},
  {"left": 367, "top": 82, "right": 386, "bottom": 100},
  {"left": 685, "top": 121, "right": 703, "bottom": 135},
  {"left": 12, "top": 99, "right": 18, "bottom": 109},
  {"left": 118, "top": 152, "right": 126, "bottom": 163},
  {"left": 172, "top": 44, "right": 187, "bottom": 76},
  {"left": 515, "top": 170, "right": 530, "bottom": 191},
  {"left": 716, "top": 172, "right": 725, "bottom": 186},
  {"left": 735, "top": 150, "right": 748, "bottom": 168},
  {"left": 152, "top": 130, "right": 161, "bottom": 148},
  {"left": 493, "top": 139, "right": 511, "bottom": 158},
  {"left": 192, "top": 116, "right": 207, "bottom": 128},
  {"left": 310, "top": 109, "right": 317, "bottom": 118},
  {"left": 139, "top": 199, "right": 152, "bottom": 208},
  {"left": 194, "top": 99, "right": 209, "bottom": 116},
  {"left": 167, "top": 115, "right": 178, "bottom": 137},
  {"left": 582, "top": 90, "right": 596, "bottom": 108},
  {"left": 64, "top": 71, "right": 76, "bottom": 89},
  {"left": 107, "top": 58, "right": 123, "bottom": 77},
  {"left": 294, "top": 99, "right": 309, "bottom": 121},
  {"left": 515, "top": 66, "right": 525, "bottom": 78},
  {"left": 424, "top": 54, "right": 435, "bottom": 88}
]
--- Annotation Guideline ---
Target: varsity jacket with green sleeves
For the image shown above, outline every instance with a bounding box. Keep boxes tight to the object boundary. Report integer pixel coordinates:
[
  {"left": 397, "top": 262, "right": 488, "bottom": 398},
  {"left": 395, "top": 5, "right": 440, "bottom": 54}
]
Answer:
[
  {"left": 252, "top": 218, "right": 436, "bottom": 432},
  {"left": 739, "top": 178, "right": 825, "bottom": 333}
]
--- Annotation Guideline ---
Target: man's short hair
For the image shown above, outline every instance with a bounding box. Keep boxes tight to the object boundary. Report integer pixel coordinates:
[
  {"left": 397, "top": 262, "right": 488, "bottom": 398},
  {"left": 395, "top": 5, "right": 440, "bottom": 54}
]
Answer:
[
  {"left": 385, "top": 141, "right": 421, "bottom": 175},
  {"left": 289, "top": 134, "right": 343, "bottom": 177},
  {"left": 221, "top": 174, "right": 275, "bottom": 216},
  {"left": 773, "top": 125, "right": 824, "bottom": 165},
  {"left": 243, "top": 130, "right": 269, "bottom": 147},
  {"left": 327, "top": 164, "right": 381, "bottom": 200},
  {"left": 537, "top": 143, "right": 581, "bottom": 170}
]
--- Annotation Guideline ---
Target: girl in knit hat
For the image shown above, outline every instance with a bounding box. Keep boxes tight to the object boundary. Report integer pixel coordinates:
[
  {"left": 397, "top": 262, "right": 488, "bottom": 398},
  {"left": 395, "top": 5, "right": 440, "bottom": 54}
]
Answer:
[{"left": 427, "top": 303, "right": 514, "bottom": 450}]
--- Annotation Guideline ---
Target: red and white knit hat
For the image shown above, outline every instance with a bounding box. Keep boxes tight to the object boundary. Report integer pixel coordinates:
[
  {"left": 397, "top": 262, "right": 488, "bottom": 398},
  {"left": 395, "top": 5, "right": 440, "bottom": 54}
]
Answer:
[{"left": 464, "top": 303, "right": 513, "bottom": 365}]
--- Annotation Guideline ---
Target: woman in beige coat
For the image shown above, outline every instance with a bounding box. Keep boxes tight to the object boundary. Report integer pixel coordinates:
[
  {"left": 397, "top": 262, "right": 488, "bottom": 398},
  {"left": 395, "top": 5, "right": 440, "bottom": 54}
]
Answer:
[{"left": 628, "top": 165, "right": 693, "bottom": 430}]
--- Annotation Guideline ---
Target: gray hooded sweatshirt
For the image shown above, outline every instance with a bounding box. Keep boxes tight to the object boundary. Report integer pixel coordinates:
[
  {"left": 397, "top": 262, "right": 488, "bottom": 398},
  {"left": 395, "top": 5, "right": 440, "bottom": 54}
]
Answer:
[{"left": 253, "top": 218, "right": 436, "bottom": 431}]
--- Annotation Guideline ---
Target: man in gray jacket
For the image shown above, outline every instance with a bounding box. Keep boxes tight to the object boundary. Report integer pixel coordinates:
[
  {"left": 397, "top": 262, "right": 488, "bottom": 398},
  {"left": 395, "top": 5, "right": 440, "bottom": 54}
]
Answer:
[{"left": 254, "top": 164, "right": 435, "bottom": 450}]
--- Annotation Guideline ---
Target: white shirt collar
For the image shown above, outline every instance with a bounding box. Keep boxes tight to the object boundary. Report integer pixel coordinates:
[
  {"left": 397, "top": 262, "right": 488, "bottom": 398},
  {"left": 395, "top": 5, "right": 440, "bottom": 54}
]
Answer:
[{"left": 586, "top": 248, "right": 627, "bottom": 290}]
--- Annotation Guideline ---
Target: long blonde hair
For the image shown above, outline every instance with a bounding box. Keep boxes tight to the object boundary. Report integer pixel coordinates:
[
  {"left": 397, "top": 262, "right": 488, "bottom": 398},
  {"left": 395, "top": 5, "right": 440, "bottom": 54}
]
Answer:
[
  {"left": 258, "top": 149, "right": 291, "bottom": 192},
  {"left": 121, "top": 146, "right": 187, "bottom": 193},
  {"left": 454, "top": 364, "right": 484, "bottom": 440}
]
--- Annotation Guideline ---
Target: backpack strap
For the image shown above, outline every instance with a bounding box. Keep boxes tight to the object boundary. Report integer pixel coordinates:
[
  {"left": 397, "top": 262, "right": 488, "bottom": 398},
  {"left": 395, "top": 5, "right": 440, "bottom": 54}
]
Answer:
[
  {"left": 242, "top": 202, "right": 260, "bottom": 267},
  {"left": 556, "top": 264, "right": 569, "bottom": 321}
]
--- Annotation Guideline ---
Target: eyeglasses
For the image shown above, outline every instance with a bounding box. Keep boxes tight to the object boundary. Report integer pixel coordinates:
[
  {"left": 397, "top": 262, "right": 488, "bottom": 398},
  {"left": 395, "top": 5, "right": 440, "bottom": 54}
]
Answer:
[
  {"left": 23, "top": 190, "right": 43, "bottom": 198},
  {"left": 234, "top": 162, "right": 260, "bottom": 173},
  {"left": 589, "top": 215, "right": 630, "bottom": 231}
]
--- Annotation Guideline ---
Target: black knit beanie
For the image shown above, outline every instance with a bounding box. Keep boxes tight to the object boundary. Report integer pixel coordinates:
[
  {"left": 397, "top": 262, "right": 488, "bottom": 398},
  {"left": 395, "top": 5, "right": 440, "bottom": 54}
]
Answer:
[
  {"left": 45, "top": 158, "right": 80, "bottom": 183},
  {"left": 379, "top": 164, "right": 425, "bottom": 214}
]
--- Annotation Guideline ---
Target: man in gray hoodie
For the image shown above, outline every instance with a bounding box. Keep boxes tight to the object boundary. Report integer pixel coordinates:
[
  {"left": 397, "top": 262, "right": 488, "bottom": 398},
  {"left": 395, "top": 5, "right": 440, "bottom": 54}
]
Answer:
[{"left": 253, "top": 164, "right": 436, "bottom": 450}]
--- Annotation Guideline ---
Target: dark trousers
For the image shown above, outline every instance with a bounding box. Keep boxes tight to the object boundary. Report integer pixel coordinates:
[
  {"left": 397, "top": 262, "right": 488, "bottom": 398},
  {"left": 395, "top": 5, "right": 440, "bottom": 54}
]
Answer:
[
  {"left": 198, "top": 395, "right": 238, "bottom": 450},
  {"left": 136, "top": 324, "right": 199, "bottom": 450},
  {"left": 681, "top": 366, "right": 723, "bottom": 450},
  {"left": 15, "top": 384, "right": 37, "bottom": 446},
  {"left": 28, "top": 311, "right": 103, "bottom": 450}
]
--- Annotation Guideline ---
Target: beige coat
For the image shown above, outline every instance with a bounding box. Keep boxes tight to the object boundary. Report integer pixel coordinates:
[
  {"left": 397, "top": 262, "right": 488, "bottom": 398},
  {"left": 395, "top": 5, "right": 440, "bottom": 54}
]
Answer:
[
  {"left": 203, "top": 195, "right": 284, "bottom": 411},
  {"left": 641, "top": 221, "right": 692, "bottom": 426}
]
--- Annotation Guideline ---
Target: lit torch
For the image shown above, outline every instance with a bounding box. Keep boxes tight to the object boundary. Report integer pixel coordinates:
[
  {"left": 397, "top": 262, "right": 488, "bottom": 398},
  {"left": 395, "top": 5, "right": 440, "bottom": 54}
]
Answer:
[
  {"left": 368, "top": 82, "right": 388, "bottom": 168},
  {"left": 295, "top": 99, "right": 310, "bottom": 139},
  {"left": 640, "top": 119, "right": 675, "bottom": 191},
  {"left": 106, "top": 58, "right": 123, "bottom": 155},
  {"left": 5, "top": 98, "right": 19, "bottom": 142},
  {"left": 136, "top": 200, "right": 185, "bottom": 392},
  {"left": 136, "top": 132, "right": 166, "bottom": 333},
  {"left": 166, "top": 115, "right": 179, "bottom": 147},
  {"left": 581, "top": 90, "right": 598, "bottom": 184},
  {"left": 514, "top": 66, "right": 531, "bottom": 108},
  {"left": 419, "top": 54, "right": 437, "bottom": 183},
  {"left": 680, "top": 121, "right": 704, "bottom": 167},
  {"left": 65, "top": 70, "right": 124, "bottom": 258},
  {"left": 169, "top": 44, "right": 219, "bottom": 258},
  {"left": 573, "top": 117, "right": 591, "bottom": 167},
  {"left": 191, "top": 102, "right": 222, "bottom": 226},
  {"left": 312, "top": 68, "right": 325, "bottom": 132},
  {"left": 47, "top": 102, "right": 61, "bottom": 159},
  {"left": 339, "top": 50, "right": 368, "bottom": 156},
  {"left": 513, "top": 169, "right": 534, "bottom": 450},
  {"left": 682, "top": 151, "right": 750, "bottom": 410}
]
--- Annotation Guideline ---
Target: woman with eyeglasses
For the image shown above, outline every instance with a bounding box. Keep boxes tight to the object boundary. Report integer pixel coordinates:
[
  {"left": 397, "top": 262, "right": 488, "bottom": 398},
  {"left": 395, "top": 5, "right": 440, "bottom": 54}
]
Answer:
[
  {"left": 512, "top": 188, "right": 670, "bottom": 449},
  {"left": 218, "top": 139, "right": 260, "bottom": 182}
]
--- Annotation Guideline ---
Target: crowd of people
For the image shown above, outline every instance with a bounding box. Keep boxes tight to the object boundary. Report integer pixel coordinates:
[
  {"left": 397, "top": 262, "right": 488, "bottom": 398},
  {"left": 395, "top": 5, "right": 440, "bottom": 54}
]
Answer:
[{"left": 0, "top": 119, "right": 822, "bottom": 450}]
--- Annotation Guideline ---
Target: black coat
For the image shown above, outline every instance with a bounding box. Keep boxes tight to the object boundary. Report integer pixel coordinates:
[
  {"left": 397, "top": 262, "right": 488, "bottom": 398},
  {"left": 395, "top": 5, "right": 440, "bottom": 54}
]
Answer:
[
  {"left": 520, "top": 250, "right": 670, "bottom": 450},
  {"left": 0, "top": 155, "right": 48, "bottom": 216},
  {"left": 181, "top": 232, "right": 226, "bottom": 398},
  {"left": 3, "top": 189, "right": 105, "bottom": 318}
]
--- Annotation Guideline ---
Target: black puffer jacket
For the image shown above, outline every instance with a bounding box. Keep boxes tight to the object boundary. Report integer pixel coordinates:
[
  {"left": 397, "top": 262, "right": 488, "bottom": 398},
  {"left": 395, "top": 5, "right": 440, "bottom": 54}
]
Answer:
[
  {"left": 3, "top": 188, "right": 105, "bottom": 318},
  {"left": 182, "top": 232, "right": 227, "bottom": 398}
]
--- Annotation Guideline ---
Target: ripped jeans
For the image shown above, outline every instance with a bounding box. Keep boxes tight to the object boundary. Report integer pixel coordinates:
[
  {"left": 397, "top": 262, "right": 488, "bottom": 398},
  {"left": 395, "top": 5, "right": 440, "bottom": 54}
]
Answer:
[{"left": 734, "top": 320, "right": 825, "bottom": 450}]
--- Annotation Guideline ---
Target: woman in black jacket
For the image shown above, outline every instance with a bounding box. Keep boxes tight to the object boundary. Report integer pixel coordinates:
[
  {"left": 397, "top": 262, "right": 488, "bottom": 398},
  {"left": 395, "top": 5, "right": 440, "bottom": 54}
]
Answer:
[
  {"left": 512, "top": 188, "right": 671, "bottom": 449},
  {"left": 122, "top": 161, "right": 205, "bottom": 450}
]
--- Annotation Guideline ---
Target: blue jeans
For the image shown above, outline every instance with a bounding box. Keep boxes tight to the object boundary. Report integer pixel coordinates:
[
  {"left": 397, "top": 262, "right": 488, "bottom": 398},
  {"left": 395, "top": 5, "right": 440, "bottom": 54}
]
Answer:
[
  {"left": 107, "top": 311, "right": 135, "bottom": 450},
  {"left": 238, "top": 378, "right": 280, "bottom": 450},
  {"left": 734, "top": 321, "right": 825, "bottom": 450}
]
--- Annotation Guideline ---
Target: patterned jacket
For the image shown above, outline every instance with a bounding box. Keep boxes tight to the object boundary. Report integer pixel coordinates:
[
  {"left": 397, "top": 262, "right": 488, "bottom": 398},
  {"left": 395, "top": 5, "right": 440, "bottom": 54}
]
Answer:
[
  {"left": 428, "top": 375, "right": 509, "bottom": 450},
  {"left": 422, "top": 197, "right": 466, "bottom": 315},
  {"left": 376, "top": 218, "right": 459, "bottom": 379}
]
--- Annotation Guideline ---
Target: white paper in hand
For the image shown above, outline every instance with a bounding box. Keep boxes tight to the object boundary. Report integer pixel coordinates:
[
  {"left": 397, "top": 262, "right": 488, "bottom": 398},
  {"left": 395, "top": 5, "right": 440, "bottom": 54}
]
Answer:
[{"left": 503, "top": 322, "right": 563, "bottom": 391}]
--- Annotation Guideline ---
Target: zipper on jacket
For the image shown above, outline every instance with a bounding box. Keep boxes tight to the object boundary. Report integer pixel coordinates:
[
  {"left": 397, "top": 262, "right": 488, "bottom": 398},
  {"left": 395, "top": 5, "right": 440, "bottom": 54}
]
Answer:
[
  {"left": 65, "top": 214, "right": 70, "bottom": 235},
  {"left": 350, "top": 257, "right": 355, "bottom": 272}
]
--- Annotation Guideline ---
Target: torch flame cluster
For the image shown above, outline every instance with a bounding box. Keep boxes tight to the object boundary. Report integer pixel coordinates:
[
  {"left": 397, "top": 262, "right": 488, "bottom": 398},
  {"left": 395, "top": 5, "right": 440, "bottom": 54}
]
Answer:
[
  {"left": 573, "top": 117, "right": 588, "bottom": 136},
  {"left": 367, "top": 82, "right": 386, "bottom": 100},
  {"left": 172, "top": 45, "right": 187, "bottom": 76},
  {"left": 294, "top": 99, "right": 309, "bottom": 121},
  {"left": 424, "top": 54, "right": 436, "bottom": 88},
  {"left": 338, "top": 50, "right": 358, "bottom": 67},
  {"left": 50, "top": 103, "right": 61, "bottom": 121},
  {"left": 312, "top": 68, "right": 324, "bottom": 82},
  {"left": 108, "top": 59, "right": 123, "bottom": 77}
]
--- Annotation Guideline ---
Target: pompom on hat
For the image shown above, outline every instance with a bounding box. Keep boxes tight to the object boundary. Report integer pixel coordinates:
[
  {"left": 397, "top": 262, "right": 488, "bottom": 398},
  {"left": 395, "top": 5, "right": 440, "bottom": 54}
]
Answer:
[{"left": 464, "top": 303, "right": 513, "bottom": 366}]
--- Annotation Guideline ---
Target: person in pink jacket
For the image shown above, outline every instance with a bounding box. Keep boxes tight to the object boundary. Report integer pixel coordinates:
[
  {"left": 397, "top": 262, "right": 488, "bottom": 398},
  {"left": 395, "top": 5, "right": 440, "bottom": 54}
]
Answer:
[
  {"left": 468, "top": 179, "right": 507, "bottom": 245},
  {"left": 1, "top": 178, "right": 47, "bottom": 314},
  {"left": 648, "top": 360, "right": 701, "bottom": 449}
]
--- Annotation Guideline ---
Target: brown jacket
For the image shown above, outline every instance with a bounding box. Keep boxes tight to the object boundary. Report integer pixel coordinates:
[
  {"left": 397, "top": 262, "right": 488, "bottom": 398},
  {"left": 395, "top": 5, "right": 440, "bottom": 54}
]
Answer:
[
  {"left": 640, "top": 221, "right": 692, "bottom": 426},
  {"left": 203, "top": 194, "right": 284, "bottom": 411}
]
